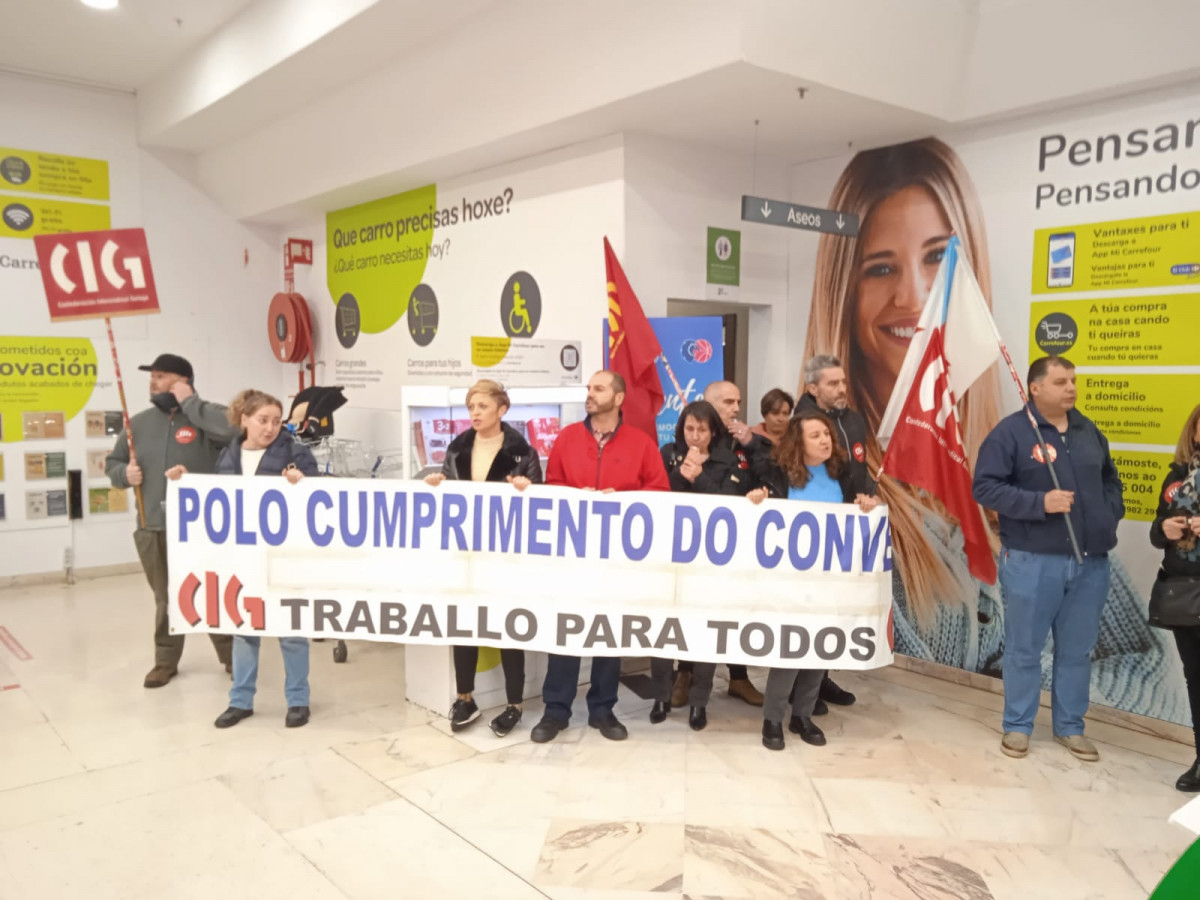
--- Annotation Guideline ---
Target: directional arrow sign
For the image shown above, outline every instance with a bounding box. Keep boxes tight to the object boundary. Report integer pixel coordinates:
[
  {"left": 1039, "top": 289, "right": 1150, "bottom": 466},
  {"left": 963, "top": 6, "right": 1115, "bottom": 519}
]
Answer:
[{"left": 741, "top": 195, "right": 859, "bottom": 237}]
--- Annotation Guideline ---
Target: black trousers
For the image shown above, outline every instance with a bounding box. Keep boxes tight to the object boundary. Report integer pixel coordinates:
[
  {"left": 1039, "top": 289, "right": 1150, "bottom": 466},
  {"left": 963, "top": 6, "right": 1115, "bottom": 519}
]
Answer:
[
  {"left": 679, "top": 659, "right": 748, "bottom": 681},
  {"left": 1174, "top": 626, "right": 1200, "bottom": 754},
  {"left": 453, "top": 645, "right": 525, "bottom": 705}
]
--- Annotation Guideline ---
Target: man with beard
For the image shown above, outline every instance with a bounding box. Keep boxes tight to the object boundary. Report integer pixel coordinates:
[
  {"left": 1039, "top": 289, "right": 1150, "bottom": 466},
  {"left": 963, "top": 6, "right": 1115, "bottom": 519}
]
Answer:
[
  {"left": 531, "top": 370, "right": 670, "bottom": 743},
  {"left": 793, "top": 355, "right": 870, "bottom": 711},
  {"left": 106, "top": 354, "right": 239, "bottom": 687}
]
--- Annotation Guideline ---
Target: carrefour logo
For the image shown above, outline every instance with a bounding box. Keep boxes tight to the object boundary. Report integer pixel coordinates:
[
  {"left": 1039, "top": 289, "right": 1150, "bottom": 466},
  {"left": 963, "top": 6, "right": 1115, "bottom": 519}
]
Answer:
[{"left": 681, "top": 338, "right": 713, "bottom": 364}]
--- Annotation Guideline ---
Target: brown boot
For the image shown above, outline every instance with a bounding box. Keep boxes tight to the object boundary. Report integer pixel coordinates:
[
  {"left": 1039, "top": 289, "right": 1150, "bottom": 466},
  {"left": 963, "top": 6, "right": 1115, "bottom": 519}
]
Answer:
[
  {"left": 144, "top": 665, "right": 178, "bottom": 688},
  {"left": 728, "top": 677, "right": 764, "bottom": 706},
  {"left": 670, "top": 670, "right": 692, "bottom": 707}
]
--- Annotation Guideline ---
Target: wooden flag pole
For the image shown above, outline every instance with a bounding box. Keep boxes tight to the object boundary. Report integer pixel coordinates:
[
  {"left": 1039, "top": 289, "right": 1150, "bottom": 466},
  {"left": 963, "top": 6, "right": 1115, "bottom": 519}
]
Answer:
[{"left": 103, "top": 316, "right": 146, "bottom": 528}]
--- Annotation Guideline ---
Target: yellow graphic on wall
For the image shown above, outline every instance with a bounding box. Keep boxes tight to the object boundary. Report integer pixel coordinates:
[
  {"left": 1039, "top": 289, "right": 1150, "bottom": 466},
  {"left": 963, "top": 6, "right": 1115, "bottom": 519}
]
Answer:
[
  {"left": 0, "top": 193, "right": 111, "bottom": 239},
  {"left": 0, "top": 337, "right": 99, "bottom": 443},
  {"left": 1112, "top": 450, "right": 1176, "bottom": 523},
  {"left": 1031, "top": 211, "right": 1199, "bottom": 293},
  {"left": 1029, "top": 294, "right": 1200, "bottom": 367},
  {"left": 0, "top": 147, "right": 110, "bottom": 201},
  {"left": 1075, "top": 374, "right": 1200, "bottom": 447},
  {"left": 470, "top": 337, "right": 513, "bottom": 368}
]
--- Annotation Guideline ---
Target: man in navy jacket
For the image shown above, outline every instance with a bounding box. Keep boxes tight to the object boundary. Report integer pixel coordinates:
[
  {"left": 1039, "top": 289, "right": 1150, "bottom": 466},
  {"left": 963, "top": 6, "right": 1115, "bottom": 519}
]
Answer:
[{"left": 973, "top": 355, "right": 1124, "bottom": 763}]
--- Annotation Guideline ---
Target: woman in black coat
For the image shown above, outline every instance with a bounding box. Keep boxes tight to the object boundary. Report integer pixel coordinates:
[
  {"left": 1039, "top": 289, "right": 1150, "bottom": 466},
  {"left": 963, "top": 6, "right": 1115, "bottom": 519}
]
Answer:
[
  {"left": 424, "top": 379, "right": 541, "bottom": 737},
  {"left": 651, "top": 400, "right": 752, "bottom": 731},
  {"left": 1149, "top": 403, "right": 1200, "bottom": 792}
]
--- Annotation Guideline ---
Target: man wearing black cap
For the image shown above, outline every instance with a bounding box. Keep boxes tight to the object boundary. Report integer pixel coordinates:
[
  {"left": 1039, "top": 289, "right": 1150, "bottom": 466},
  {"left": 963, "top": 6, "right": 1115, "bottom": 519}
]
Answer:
[{"left": 106, "top": 353, "right": 239, "bottom": 687}]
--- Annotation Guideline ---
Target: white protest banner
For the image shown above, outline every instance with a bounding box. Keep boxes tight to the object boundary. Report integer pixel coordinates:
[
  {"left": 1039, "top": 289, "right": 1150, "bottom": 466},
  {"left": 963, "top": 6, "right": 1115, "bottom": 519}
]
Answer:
[{"left": 167, "top": 477, "right": 895, "bottom": 669}]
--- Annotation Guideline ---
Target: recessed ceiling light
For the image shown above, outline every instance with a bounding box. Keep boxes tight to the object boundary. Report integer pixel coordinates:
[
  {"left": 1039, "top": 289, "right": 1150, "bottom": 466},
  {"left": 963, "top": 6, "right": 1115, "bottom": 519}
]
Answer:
[{"left": 81, "top": 0, "right": 119, "bottom": 9}]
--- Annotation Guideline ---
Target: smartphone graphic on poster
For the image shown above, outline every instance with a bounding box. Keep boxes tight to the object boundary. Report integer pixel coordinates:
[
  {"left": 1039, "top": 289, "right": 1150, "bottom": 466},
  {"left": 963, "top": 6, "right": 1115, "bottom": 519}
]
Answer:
[{"left": 1047, "top": 232, "right": 1075, "bottom": 288}]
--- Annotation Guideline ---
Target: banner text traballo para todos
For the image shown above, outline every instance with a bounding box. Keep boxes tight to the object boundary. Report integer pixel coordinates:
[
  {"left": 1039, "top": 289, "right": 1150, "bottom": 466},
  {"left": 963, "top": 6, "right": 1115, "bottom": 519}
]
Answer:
[{"left": 167, "top": 478, "right": 894, "bottom": 668}]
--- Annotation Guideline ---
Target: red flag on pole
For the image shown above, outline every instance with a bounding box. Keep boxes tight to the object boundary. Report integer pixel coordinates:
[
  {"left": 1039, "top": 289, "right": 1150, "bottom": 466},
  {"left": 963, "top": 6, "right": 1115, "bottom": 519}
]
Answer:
[
  {"left": 881, "top": 327, "right": 997, "bottom": 584},
  {"left": 603, "top": 237, "right": 664, "bottom": 442}
]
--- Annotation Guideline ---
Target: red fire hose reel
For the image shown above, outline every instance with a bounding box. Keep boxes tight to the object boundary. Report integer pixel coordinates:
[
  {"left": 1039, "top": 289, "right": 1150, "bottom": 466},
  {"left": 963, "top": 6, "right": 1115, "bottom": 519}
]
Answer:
[{"left": 268, "top": 239, "right": 315, "bottom": 389}]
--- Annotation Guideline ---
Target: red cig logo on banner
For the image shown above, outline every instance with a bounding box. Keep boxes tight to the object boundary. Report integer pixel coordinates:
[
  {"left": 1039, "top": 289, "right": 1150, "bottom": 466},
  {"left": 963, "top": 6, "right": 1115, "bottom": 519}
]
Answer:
[{"left": 33, "top": 228, "right": 160, "bottom": 322}]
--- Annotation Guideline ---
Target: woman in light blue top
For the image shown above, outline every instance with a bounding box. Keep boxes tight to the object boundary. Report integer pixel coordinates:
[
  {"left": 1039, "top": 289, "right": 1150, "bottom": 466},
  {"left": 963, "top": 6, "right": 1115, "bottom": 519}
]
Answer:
[{"left": 749, "top": 410, "right": 879, "bottom": 751}]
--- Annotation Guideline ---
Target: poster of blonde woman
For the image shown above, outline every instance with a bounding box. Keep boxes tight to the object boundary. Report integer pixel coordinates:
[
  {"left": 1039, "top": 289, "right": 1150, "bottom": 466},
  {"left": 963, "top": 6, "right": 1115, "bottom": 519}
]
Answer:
[{"left": 790, "top": 117, "right": 1197, "bottom": 726}]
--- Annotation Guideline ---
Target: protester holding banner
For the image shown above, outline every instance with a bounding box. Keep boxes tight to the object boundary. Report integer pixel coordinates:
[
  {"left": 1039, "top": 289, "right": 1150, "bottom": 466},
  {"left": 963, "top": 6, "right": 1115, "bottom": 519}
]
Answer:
[
  {"left": 673, "top": 380, "right": 766, "bottom": 709},
  {"left": 749, "top": 409, "right": 879, "bottom": 750},
  {"left": 750, "top": 388, "right": 793, "bottom": 444},
  {"left": 652, "top": 399, "right": 751, "bottom": 730},
  {"left": 532, "top": 370, "right": 670, "bottom": 743},
  {"left": 1148, "top": 403, "right": 1200, "bottom": 791},
  {"left": 973, "top": 356, "right": 1124, "bottom": 762},
  {"left": 796, "top": 355, "right": 875, "bottom": 712},
  {"left": 168, "top": 389, "right": 319, "bottom": 729},
  {"left": 424, "top": 379, "right": 541, "bottom": 737},
  {"left": 105, "top": 353, "right": 238, "bottom": 688}
]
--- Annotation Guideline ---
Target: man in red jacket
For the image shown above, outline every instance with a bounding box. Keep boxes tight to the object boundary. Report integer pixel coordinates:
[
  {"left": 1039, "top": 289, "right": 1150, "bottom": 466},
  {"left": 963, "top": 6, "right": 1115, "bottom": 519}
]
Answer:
[{"left": 531, "top": 370, "right": 670, "bottom": 742}]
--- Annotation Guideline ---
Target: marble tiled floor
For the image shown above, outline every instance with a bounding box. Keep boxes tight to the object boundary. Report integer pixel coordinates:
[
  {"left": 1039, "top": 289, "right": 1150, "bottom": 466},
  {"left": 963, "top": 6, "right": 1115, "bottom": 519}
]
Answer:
[{"left": 0, "top": 572, "right": 1196, "bottom": 899}]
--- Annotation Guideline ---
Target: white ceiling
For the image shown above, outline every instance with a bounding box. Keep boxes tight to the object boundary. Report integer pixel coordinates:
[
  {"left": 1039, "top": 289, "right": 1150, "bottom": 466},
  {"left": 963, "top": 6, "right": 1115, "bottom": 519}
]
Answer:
[{"left": 0, "top": 0, "right": 256, "bottom": 91}]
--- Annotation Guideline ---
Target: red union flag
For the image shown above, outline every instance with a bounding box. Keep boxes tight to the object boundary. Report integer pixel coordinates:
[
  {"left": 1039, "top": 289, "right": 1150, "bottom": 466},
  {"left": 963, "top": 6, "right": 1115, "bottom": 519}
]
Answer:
[
  {"left": 33, "top": 228, "right": 159, "bottom": 322},
  {"left": 881, "top": 327, "right": 997, "bottom": 584},
  {"left": 604, "top": 237, "right": 664, "bottom": 441}
]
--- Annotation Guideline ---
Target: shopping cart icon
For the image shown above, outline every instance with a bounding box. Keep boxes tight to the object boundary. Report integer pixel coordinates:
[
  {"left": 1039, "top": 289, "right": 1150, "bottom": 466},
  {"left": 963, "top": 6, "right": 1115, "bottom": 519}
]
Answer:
[
  {"left": 412, "top": 295, "right": 437, "bottom": 337},
  {"left": 1040, "top": 320, "right": 1064, "bottom": 339},
  {"left": 339, "top": 304, "right": 358, "bottom": 338}
]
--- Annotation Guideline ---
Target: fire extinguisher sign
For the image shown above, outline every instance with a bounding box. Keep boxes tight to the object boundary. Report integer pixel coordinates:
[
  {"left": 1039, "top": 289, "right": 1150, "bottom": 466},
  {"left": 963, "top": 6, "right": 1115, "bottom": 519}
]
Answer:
[{"left": 33, "top": 227, "right": 160, "bottom": 322}]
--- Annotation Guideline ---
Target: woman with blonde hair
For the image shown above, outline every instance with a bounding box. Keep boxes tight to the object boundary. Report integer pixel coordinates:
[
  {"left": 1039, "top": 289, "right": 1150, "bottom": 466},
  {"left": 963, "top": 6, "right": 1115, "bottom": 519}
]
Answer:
[
  {"left": 424, "top": 379, "right": 541, "bottom": 737},
  {"left": 803, "top": 138, "right": 1184, "bottom": 722},
  {"left": 167, "top": 388, "right": 319, "bottom": 728}
]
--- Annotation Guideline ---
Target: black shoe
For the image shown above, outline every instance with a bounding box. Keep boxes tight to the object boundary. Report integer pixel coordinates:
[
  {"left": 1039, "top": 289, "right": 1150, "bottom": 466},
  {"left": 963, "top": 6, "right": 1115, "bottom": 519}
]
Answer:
[
  {"left": 214, "top": 706, "right": 253, "bottom": 729},
  {"left": 530, "top": 715, "right": 567, "bottom": 743},
  {"left": 649, "top": 700, "right": 670, "bottom": 724},
  {"left": 285, "top": 706, "right": 310, "bottom": 728},
  {"left": 820, "top": 676, "right": 856, "bottom": 706},
  {"left": 588, "top": 712, "right": 628, "bottom": 741},
  {"left": 490, "top": 705, "right": 522, "bottom": 737},
  {"left": 1177, "top": 757, "right": 1200, "bottom": 792},
  {"left": 449, "top": 698, "right": 480, "bottom": 732},
  {"left": 689, "top": 706, "right": 707, "bottom": 731},
  {"left": 788, "top": 715, "right": 827, "bottom": 746},
  {"left": 812, "top": 698, "right": 829, "bottom": 716},
  {"left": 762, "top": 720, "right": 785, "bottom": 751}
]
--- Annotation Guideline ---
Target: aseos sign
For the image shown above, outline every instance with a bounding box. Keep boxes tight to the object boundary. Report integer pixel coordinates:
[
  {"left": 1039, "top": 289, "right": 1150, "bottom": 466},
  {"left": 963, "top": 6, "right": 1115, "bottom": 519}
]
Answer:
[{"left": 33, "top": 228, "right": 160, "bottom": 321}]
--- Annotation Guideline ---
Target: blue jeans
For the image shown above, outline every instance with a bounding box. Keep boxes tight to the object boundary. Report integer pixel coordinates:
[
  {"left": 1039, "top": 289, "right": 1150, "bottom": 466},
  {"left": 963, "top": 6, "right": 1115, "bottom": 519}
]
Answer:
[
  {"left": 229, "top": 635, "right": 310, "bottom": 710},
  {"left": 999, "top": 547, "right": 1110, "bottom": 736},
  {"left": 541, "top": 654, "right": 621, "bottom": 723}
]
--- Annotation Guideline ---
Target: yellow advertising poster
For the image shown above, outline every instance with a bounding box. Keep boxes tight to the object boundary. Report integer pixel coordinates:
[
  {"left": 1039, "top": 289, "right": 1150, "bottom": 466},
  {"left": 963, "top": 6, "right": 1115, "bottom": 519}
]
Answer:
[
  {"left": 0, "top": 194, "right": 111, "bottom": 239},
  {"left": 1031, "top": 211, "right": 1200, "bottom": 294},
  {"left": 1076, "top": 374, "right": 1200, "bottom": 447},
  {"left": 0, "top": 147, "right": 110, "bottom": 201},
  {"left": 1, "top": 337, "right": 99, "bottom": 443},
  {"left": 1111, "top": 450, "right": 1175, "bottom": 522},
  {"left": 1029, "top": 294, "right": 1200, "bottom": 366}
]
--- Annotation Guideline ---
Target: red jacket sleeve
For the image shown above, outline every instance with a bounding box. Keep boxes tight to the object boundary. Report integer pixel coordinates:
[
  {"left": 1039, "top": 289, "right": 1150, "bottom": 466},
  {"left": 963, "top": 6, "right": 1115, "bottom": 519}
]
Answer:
[
  {"left": 639, "top": 437, "right": 670, "bottom": 491},
  {"left": 545, "top": 433, "right": 568, "bottom": 486}
]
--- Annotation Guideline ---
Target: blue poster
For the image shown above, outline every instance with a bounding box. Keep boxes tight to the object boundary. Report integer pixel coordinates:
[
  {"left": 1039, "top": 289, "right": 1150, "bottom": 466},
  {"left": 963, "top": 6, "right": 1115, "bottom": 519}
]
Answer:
[
  {"left": 650, "top": 317, "right": 725, "bottom": 446},
  {"left": 601, "top": 316, "right": 725, "bottom": 446}
]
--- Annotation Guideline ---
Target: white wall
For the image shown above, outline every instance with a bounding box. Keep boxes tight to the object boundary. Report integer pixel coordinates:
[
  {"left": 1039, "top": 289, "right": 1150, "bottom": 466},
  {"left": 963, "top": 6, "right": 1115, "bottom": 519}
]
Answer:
[
  {"left": 280, "top": 136, "right": 626, "bottom": 455},
  {"left": 623, "top": 132, "right": 794, "bottom": 416},
  {"left": 0, "top": 74, "right": 285, "bottom": 578}
]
